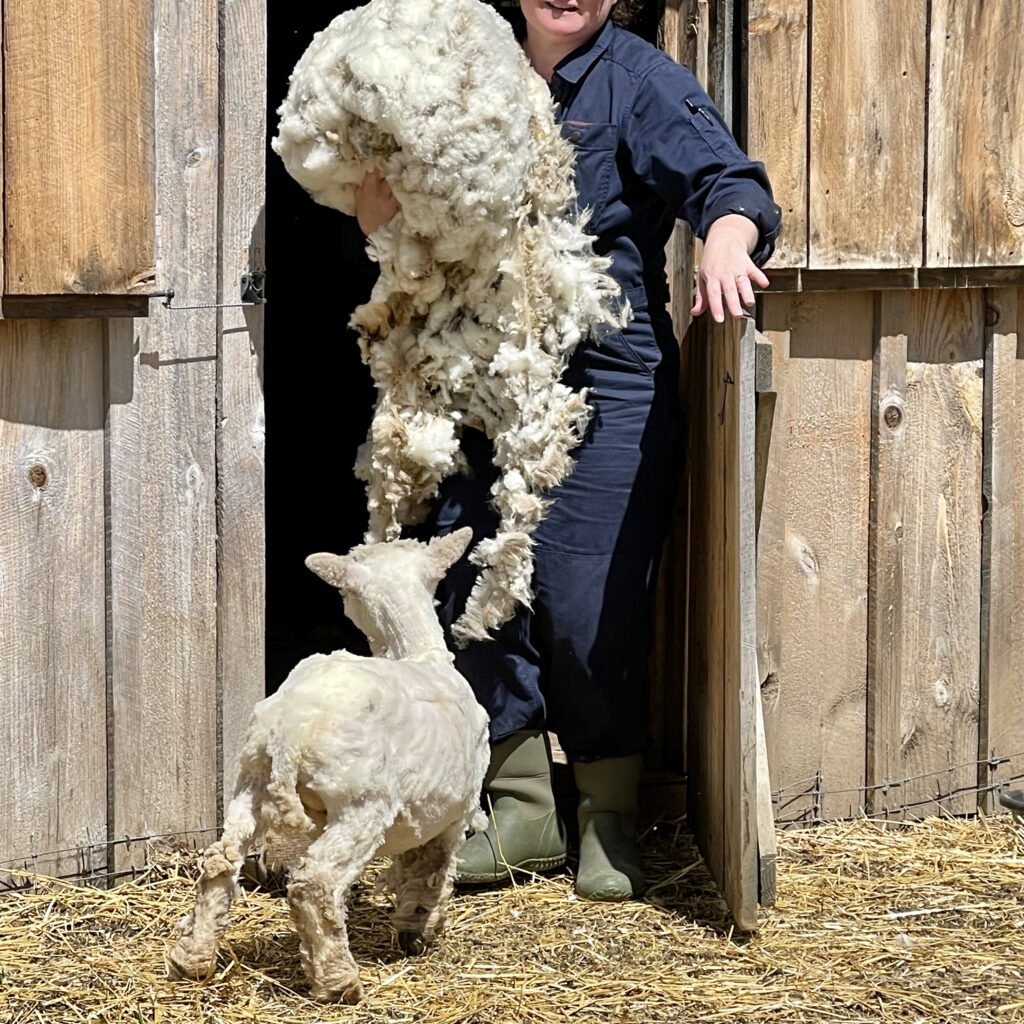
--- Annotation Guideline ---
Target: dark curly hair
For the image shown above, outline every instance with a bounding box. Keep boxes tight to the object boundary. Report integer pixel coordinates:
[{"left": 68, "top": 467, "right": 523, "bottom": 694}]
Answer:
[{"left": 610, "top": 0, "right": 646, "bottom": 29}]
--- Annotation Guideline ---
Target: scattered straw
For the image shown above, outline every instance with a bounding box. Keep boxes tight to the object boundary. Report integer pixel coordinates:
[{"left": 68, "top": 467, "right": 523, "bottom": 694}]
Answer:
[{"left": 1, "top": 815, "right": 1022, "bottom": 1023}]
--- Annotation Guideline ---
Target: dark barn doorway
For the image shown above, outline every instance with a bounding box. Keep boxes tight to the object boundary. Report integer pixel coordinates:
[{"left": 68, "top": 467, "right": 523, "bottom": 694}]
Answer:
[
  {"left": 265, "top": 0, "right": 373, "bottom": 689},
  {"left": 264, "top": 0, "right": 663, "bottom": 693}
]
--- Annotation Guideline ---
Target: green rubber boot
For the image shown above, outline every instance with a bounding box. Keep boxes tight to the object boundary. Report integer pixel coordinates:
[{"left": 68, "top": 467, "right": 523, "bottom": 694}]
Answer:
[
  {"left": 574, "top": 755, "right": 646, "bottom": 901},
  {"left": 456, "top": 731, "right": 567, "bottom": 884}
]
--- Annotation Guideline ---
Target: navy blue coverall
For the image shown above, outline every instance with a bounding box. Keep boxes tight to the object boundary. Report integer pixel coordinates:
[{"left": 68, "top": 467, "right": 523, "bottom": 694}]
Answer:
[{"left": 432, "top": 19, "right": 781, "bottom": 762}]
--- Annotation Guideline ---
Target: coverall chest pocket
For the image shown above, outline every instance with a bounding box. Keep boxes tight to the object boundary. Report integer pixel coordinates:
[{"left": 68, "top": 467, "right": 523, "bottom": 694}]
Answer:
[{"left": 561, "top": 120, "right": 617, "bottom": 215}]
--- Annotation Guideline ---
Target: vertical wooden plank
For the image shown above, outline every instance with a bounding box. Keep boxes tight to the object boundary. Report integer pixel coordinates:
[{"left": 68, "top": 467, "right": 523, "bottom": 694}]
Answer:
[
  {"left": 867, "top": 290, "right": 909, "bottom": 816},
  {"left": 746, "top": 0, "right": 807, "bottom": 268},
  {"left": 3, "top": 0, "right": 155, "bottom": 295},
  {"left": 809, "top": 0, "right": 926, "bottom": 269},
  {"left": 869, "top": 290, "right": 984, "bottom": 816},
  {"left": 902, "top": 291, "right": 983, "bottom": 814},
  {"left": 109, "top": 0, "right": 220, "bottom": 864},
  {"left": 927, "top": 1, "right": 1024, "bottom": 267},
  {"left": 979, "top": 288, "right": 1024, "bottom": 807},
  {"left": 724, "top": 318, "right": 759, "bottom": 928},
  {"left": 218, "top": 0, "right": 267, "bottom": 806},
  {"left": 688, "top": 315, "right": 758, "bottom": 930},
  {"left": 757, "top": 292, "right": 873, "bottom": 822},
  {"left": 0, "top": 321, "right": 107, "bottom": 877},
  {"left": 686, "top": 316, "right": 713, "bottom": 866},
  {"left": 704, "top": 314, "right": 726, "bottom": 890}
]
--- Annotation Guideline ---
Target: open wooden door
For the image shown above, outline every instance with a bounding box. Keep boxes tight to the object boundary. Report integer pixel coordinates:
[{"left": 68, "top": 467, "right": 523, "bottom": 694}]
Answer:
[{"left": 684, "top": 315, "right": 766, "bottom": 931}]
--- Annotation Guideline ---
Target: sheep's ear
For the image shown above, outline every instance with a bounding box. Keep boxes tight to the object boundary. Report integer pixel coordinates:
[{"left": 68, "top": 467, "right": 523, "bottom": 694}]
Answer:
[
  {"left": 426, "top": 527, "right": 473, "bottom": 573},
  {"left": 305, "top": 553, "right": 364, "bottom": 593}
]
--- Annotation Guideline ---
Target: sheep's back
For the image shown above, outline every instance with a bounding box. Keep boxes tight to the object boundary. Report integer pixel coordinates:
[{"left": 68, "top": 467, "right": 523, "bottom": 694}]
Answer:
[{"left": 246, "top": 652, "right": 488, "bottom": 817}]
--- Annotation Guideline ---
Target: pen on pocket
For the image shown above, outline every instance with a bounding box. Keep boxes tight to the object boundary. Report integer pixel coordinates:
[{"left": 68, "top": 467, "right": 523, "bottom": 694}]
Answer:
[{"left": 684, "top": 98, "right": 715, "bottom": 125}]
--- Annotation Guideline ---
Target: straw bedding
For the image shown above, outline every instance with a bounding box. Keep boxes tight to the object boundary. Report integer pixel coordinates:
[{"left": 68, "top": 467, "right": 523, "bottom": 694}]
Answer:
[{"left": 1, "top": 814, "right": 1021, "bottom": 1023}]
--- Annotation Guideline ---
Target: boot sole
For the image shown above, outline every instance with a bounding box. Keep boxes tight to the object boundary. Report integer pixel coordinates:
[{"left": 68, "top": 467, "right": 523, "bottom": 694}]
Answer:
[{"left": 456, "top": 851, "right": 568, "bottom": 885}]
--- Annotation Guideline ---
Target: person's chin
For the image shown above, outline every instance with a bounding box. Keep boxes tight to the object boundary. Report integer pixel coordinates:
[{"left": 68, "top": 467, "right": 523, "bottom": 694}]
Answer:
[{"left": 541, "top": 12, "right": 588, "bottom": 37}]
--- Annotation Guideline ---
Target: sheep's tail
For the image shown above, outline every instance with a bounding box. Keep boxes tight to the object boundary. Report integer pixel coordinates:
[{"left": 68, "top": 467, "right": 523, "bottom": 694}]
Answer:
[{"left": 257, "top": 747, "right": 326, "bottom": 869}]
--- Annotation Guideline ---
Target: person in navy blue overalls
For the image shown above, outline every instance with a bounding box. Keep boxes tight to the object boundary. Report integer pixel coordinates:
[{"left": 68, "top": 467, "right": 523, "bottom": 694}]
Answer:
[{"left": 354, "top": 0, "right": 781, "bottom": 900}]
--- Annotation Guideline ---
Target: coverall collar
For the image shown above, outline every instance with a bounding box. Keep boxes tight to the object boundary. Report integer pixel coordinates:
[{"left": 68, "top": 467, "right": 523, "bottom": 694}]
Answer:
[{"left": 550, "top": 17, "right": 615, "bottom": 86}]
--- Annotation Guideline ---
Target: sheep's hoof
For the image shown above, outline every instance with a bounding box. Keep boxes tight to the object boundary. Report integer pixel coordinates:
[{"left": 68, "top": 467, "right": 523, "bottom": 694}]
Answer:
[
  {"left": 165, "top": 942, "right": 216, "bottom": 982},
  {"left": 312, "top": 976, "right": 364, "bottom": 1004},
  {"left": 398, "top": 930, "right": 428, "bottom": 956}
]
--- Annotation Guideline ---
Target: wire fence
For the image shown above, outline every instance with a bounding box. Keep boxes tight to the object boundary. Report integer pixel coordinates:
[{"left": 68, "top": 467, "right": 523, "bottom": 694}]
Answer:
[
  {"left": 0, "top": 827, "right": 221, "bottom": 892},
  {"left": 3, "top": 754, "right": 1022, "bottom": 888},
  {"left": 771, "top": 751, "right": 1024, "bottom": 828}
]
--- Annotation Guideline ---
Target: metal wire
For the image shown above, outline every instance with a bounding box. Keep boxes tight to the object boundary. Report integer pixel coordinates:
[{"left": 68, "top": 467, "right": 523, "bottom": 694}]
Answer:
[
  {"left": 770, "top": 751, "right": 1024, "bottom": 828},
  {"left": 4, "top": 754, "right": 1022, "bottom": 884}
]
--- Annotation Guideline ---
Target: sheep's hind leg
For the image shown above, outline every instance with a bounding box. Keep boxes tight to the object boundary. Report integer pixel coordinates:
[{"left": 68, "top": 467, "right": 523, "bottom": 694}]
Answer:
[
  {"left": 166, "top": 781, "right": 261, "bottom": 981},
  {"left": 387, "top": 822, "right": 464, "bottom": 955},
  {"left": 287, "top": 814, "right": 386, "bottom": 1004}
]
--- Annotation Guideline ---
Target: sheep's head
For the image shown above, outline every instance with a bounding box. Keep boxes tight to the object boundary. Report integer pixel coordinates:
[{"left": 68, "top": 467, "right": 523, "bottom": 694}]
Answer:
[{"left": 305, "top": 530, "right": 473, "bottom": 655}]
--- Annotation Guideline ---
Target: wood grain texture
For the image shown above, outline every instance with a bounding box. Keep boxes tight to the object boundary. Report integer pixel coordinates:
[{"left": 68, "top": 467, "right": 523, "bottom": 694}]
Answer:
[
  {"left": 866, "top": 291, "right": 909, "bottom": 816},
  {"left": 757, "top": 292, "right": 873, "bottom": 822},
  {"left": 809, "top": 0, "right": 926, "bottom": 269},
  {"left": 687, "top": 316, "right": 759, "bottom": 930},
  {"left": 725, "top": 318, "right": 759, "bottom": 928},
  {"left": 3, "top": 0, "right": 155, "bottom": 295},
  {"left": 979, "top": 288, "right": 1024, "bottom": 806},
  {"left": 869, "top": 290, "right": 984, "bottom": 816},
  {"left": 109, "top": 0, "right": 220, "bottom": 867},
  {"left": 927, "top": 1, "right": 1024, "bottom": 267},
  {"left": 686, "top": 315, "right": 719, "bottom": 882},
  {"left": 901, "top": 291, "right": 984, "bottom": 814},
  {"left": 0, "top": 320, "right": 107, "bottom": 877},
  {"left": 746, "top": 0, "right": 807, "bottom": 268},
  {"left": 768, "top": 267, "right": 1024, "bottom": 293},
  {"left": 217, "top": 0, "right": 267, "bottom": 808}
]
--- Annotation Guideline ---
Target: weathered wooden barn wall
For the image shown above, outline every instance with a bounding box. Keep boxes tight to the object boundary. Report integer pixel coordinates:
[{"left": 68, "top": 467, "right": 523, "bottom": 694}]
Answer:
[
  {"left": 0, "top": 0, "right": 266, "bottom": 879},
  {"left": 2, "top": 0, "right": 155, "bottom": 299},
  {"left": 748, "top": 0, "right": 1024, "bottom": 271},
  {"left": 745, "top": 0, "right": 1024, "bottom": 822}
]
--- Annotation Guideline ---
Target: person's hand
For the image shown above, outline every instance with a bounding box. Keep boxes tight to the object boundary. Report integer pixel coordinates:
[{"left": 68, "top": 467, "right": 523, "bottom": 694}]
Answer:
[
  {"left": 691, "top": 214, "right": 769, "bottom": 322},
  {"left": 354, "top": 169, "right": 400, "bottom": 235}
]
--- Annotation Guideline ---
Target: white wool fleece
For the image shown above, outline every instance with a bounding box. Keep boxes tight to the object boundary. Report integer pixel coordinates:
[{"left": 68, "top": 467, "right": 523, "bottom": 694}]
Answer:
[{"left": 273, "top": 0, "right": 627, "bottom": 644}]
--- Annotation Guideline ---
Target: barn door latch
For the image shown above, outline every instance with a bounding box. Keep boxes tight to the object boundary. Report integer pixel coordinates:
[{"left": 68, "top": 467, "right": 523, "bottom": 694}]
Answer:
[
  {"left": 150, "top": 270, "right": 267, "bottom": 310},
  {"left": 240, "top": 270, "right": 267, "bottom": 306}
]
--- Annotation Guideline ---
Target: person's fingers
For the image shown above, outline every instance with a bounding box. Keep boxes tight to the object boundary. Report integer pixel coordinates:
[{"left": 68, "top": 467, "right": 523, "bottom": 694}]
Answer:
[
  {"left": 719, "top": 277, "right": 744, "bottom": 319},
  {"left": 749, "top": 264, "right": 770, "bottom": 290},
  {"left": 705, "top": 277, "right": 724, "bottom": 322},
  {"left": 690, "top": 280, "right": 707, "bottom": 317},
  {"left": 736, "top": 273, "right": 757, "bottom": 309}
]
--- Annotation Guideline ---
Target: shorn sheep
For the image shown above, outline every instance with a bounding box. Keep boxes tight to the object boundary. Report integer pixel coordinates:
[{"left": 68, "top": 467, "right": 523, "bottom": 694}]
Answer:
[
  {"left": 166, "top": 530, "right": 489, "bottom": 1004},
  {"left": 273, "top": 0, "right": 626, "bottom": 644}
]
